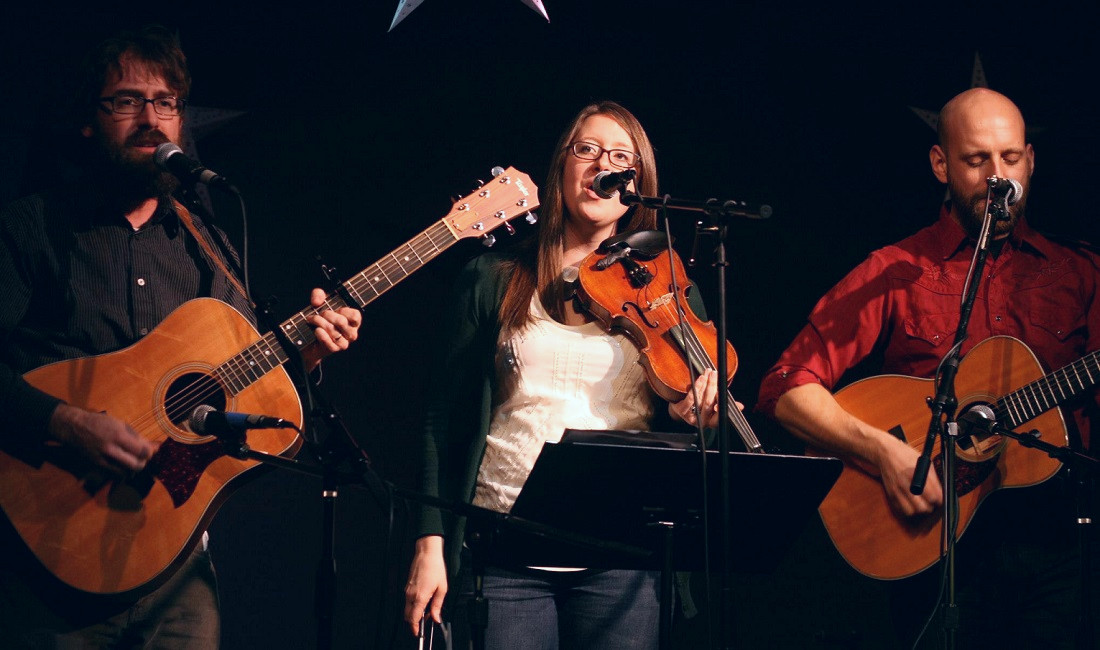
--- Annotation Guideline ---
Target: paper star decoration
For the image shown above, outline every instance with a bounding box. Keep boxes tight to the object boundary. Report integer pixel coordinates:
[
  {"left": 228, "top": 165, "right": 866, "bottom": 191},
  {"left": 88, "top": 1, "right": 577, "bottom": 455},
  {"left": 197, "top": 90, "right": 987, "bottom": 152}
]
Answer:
[
  {"left": 908, "top": 52, "right": 1042, "bottom": 138},
  {"left": 909, "top": 52, "right": 988, "bottom": 132},
  {"left": 389, "top": 0, "right": 549, "bottom": 31}
]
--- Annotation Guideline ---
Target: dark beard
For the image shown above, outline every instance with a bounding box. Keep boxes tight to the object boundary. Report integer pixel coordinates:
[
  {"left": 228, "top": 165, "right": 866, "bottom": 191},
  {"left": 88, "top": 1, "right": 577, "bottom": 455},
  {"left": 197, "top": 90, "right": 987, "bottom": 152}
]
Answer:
[
  {"left": 89, "top": 128, "right": 179, "bottom": 204},
  {"left": 948, "top": 178, "right": 1027, "bottom": 240}
]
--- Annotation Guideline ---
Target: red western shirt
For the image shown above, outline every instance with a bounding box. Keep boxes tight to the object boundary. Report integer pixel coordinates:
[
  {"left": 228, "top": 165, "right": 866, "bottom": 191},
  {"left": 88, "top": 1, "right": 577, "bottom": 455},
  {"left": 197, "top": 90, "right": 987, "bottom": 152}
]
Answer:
[{"left": 758, "top": 206, "right": 1100, "bottom": 447}]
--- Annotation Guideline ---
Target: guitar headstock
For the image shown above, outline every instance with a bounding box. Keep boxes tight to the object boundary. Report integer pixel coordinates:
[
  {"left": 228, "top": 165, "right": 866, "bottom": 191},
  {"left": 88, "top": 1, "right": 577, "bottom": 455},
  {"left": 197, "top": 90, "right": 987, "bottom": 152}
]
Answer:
[{"left": 443, "top": 166, "right": 540, "bottom": 246}]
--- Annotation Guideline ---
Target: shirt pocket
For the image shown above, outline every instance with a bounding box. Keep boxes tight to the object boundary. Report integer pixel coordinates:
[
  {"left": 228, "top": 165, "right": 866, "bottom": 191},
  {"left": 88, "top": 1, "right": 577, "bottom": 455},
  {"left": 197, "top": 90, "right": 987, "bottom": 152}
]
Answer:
[
  {"left": 1029, "top": 304, "right": 1085, "bottom": 343},
  {"left": 902, "top": 311, "right": 959, "bottom": 349}
]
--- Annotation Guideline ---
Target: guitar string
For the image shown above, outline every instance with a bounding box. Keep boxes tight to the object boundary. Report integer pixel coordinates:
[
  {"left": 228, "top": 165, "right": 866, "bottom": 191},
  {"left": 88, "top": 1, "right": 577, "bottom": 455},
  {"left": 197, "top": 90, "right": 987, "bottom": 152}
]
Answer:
[
  {"left": 648, "top": 296, "right": 764, "bottom": 452},
  {"left": 997, "top": 349, "right": 1100, "bottom": 430},
  {"left": 120, "top": 186, "right": 527, "bottom": 444},
  {"left": 122, "top": 227, "right": 455, "bottom": 437}
]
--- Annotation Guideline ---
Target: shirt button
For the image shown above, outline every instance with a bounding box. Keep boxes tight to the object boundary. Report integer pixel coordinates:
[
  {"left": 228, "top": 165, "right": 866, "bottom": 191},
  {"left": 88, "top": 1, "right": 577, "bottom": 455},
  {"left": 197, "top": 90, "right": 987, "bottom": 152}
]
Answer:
[
  {"left": 137, "top": 278, "right": 146, "bottom": 287},
  {"left": 139, "top": 328, "right": 148, "bottom": 335},
  {"left": 994, "top": 315, "right": 1002, "bottom": 322}
]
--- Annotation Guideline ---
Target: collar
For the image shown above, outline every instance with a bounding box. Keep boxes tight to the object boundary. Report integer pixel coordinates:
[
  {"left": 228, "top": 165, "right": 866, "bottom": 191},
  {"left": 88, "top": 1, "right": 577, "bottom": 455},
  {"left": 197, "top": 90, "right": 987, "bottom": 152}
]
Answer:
[{"left": 932, "top": 202, "right": 1050, "bottom": 261}]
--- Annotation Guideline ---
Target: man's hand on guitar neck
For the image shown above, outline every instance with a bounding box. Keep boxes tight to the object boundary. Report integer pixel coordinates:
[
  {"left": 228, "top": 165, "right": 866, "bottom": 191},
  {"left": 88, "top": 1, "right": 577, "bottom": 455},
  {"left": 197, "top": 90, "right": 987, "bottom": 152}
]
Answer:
[
  {"left": 301, "top": 287, "right": 363, "bottom": 370},
  {"left": 48, "top": 403, "right": 158, "bottom": 474}
]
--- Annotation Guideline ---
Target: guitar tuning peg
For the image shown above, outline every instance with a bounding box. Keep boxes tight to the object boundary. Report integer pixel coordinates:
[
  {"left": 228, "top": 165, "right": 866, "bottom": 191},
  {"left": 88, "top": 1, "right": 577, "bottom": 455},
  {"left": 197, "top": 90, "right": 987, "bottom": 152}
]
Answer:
[
  {"left": 474, "top": 179, "right": 485, "bottom": 188},
  {"left": 525, "top": 212, "right": 538, "bottom": 225},
  {"left": 481, "top": 233, "right": 497, "bottom": 247},
  {"left": 451, "top": 194, "right": 463, "bottom": 204},
  {"left": 490, "top": 166, "right": 505, "bottom": 177},
  {"left": 504, "top": 222, "right": 515, "bottom": 235}
]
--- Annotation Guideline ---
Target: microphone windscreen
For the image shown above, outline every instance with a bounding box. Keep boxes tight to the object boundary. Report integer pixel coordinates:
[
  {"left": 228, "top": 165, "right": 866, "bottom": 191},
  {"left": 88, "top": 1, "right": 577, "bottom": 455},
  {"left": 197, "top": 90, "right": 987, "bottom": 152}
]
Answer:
[
  {"left": 189, "top": 404, "right": 216, "bottom": 434},
  {"left": 154, "top": 142, "right": 183, "bottom": 168}
]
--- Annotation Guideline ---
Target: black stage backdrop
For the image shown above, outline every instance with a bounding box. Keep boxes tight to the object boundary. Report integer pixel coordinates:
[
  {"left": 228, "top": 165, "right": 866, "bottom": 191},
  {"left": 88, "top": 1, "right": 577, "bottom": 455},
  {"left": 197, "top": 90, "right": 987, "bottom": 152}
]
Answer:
[{"left": 2, "top": 2, "right": 1097, "bottom": 648}]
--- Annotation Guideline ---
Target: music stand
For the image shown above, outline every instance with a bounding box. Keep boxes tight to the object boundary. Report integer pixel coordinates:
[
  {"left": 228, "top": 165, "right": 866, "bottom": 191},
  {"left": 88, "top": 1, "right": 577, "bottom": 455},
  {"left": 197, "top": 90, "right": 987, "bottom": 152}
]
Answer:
[{"left": 477, "top": 430, "right": 843, "bottom": 648}]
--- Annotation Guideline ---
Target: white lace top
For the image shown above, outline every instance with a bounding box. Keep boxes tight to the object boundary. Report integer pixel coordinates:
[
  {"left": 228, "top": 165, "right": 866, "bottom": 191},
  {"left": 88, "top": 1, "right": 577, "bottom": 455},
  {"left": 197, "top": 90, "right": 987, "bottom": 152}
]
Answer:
[{"left": 472, "top": 292, "right": 654, "bottom": 513}]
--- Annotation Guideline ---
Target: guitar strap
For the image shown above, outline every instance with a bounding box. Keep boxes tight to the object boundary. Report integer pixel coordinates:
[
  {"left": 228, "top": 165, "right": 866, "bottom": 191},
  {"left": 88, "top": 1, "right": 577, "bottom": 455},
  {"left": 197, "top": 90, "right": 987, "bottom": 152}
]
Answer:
[{"left": 171, "top": 199, "right": 251, "bottom": 307}]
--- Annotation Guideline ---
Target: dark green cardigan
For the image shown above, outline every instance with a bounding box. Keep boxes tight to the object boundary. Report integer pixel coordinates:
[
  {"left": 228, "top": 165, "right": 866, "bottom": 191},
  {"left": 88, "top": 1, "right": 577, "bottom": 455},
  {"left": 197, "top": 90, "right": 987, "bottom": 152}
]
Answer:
[{"left": 415, "top": 251, "right": 709, "bottom": 575}]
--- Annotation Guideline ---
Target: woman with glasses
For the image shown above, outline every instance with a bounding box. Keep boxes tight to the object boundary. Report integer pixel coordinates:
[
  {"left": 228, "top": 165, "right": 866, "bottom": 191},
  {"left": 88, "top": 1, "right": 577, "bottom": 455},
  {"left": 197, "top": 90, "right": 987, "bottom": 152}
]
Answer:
[{"left": 403, "top": 101, "right": 721, "bottom": 649}]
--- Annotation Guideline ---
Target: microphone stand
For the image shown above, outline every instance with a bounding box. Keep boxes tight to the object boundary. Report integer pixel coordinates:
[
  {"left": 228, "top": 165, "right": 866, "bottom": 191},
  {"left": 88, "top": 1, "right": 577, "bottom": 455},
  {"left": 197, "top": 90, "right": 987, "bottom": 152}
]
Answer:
[
  {"left": 966, "top": 418, "right": 1099, "bottom": 647},
  {"left": 619, "top": 188, "right": 771, "bottom": 650},
  {"left": 244, "top": 285, "right": 385, "bottom": 650},
  {"left": 910, "top": 180, "right": 1007, "bottom": 650},
  {"left": 189, "top": 179, "right": 384, "bottom": 649}
]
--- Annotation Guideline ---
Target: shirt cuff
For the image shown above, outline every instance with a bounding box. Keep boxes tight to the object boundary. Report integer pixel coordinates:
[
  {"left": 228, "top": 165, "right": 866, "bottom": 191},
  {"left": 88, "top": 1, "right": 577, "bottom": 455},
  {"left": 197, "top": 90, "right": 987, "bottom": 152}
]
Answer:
[{"left": 756, "top": 366, "right": 826, "bottom": 418}]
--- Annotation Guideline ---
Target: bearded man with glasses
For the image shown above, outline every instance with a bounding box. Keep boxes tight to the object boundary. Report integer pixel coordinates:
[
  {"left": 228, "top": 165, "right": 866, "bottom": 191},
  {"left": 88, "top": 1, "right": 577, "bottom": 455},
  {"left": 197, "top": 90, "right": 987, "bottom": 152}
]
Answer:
[{"left": 0, "top": 25, "right": 361, "bottom": 648}]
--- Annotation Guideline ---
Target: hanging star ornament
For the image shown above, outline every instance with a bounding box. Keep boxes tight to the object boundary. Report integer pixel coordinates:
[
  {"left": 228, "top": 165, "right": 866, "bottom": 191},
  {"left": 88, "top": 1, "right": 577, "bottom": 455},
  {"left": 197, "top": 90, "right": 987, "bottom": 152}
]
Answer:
[
  {"left": 908, "top": 52, "right": 989, "bottom": 132},
  {"left": 908, "top": 52, "right": 1042, "bottom": 138},
  {"left": 389, "top": 0, "right": 549, "bottom": 31}
]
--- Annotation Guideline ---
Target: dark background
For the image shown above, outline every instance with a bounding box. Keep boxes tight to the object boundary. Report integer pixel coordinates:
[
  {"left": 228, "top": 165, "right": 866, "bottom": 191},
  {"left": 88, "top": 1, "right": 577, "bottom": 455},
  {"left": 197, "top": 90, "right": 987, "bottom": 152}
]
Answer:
[{"left": 2, "top": 2, "right": 1097, "bottom": 648}]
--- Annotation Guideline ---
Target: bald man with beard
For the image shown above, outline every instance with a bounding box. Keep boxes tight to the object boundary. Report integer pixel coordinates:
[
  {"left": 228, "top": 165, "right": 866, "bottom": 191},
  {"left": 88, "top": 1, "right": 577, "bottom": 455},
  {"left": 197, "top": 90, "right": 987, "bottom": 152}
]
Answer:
[{"left": 758, "top": 88, "right": 1099, "bottom": 648}]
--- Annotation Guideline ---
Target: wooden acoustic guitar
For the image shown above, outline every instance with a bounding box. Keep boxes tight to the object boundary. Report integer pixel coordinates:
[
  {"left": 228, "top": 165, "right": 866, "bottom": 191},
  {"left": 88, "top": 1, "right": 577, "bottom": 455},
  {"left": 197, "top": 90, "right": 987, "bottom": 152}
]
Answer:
[
  {"left": 808, "top": 335, "right": 1092, "bottom": 580},
  {"left": 0, "top": 167, "right": 538, "bottom": 595}
]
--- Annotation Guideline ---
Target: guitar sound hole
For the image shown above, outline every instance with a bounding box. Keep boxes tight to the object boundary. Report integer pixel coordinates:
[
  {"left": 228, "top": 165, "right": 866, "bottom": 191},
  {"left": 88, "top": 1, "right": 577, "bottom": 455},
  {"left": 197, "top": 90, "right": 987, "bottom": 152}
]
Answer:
[{"left": 164, "top": 372, "right": 227, "bottom": 428}]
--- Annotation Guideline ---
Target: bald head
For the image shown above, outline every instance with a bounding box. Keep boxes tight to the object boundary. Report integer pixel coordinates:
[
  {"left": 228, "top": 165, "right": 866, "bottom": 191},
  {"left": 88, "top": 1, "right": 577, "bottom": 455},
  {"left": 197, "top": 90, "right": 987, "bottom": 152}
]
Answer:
[{"left": 937, "top": 88, "right": 1027, "bottom": 153}]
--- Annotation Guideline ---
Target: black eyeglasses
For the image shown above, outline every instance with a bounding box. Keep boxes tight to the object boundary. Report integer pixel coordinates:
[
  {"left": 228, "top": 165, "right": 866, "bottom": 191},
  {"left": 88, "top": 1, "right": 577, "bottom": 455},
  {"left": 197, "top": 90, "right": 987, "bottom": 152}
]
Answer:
[
  {"left": 568, "top": 142, "right": 640, "bottom": 169},
  {"left": 98, "top": 95, "right": 186, "bottom": 117}
]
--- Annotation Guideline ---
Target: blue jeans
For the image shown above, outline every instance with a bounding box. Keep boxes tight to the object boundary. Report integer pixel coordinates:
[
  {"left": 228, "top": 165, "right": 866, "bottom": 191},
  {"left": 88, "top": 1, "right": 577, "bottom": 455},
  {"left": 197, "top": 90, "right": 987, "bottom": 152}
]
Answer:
[{"left": 450, "top": 564, "right": 660, "bottom": 650}]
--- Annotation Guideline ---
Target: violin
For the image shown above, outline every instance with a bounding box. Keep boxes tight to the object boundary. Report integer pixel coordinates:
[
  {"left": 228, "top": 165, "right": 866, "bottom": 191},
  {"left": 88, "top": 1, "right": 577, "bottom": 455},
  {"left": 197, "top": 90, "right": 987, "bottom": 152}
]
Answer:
[{"left": 575, "top": 230, "right": 765, "bottom": 453}]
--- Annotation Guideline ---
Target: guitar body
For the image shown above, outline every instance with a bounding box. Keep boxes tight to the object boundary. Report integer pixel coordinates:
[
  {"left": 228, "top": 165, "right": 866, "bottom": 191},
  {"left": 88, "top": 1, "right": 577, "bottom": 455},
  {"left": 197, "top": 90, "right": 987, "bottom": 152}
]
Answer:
[
  {"left": 810, "top": 335, "right": 1066, "bottom": 580},
  {"left": 0, "top": 165, "right": 540, "bottom": 595},
  {"left": 0, "top": 298, "right": 303, "bottom": 595}
]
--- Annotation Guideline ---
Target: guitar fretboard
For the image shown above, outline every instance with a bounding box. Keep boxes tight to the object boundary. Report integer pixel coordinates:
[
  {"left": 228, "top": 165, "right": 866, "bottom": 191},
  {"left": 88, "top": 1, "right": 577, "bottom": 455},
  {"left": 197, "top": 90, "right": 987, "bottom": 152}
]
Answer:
[
  {"left": 213, "top": 220, "right": 460, "bottom": 395},
  {"left": 995, "top": 348, "right": 1100, "bottom": 429}
]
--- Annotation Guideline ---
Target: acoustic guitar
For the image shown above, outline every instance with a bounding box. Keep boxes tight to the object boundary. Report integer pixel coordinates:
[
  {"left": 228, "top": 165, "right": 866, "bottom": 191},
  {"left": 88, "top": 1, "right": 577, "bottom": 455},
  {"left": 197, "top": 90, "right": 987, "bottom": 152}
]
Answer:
[
  {"left": 808, "top": 335, "right": 1091, "bottom": 579},
  {"left": 0, "top": 167, "right": 538, "bottom": 594}
]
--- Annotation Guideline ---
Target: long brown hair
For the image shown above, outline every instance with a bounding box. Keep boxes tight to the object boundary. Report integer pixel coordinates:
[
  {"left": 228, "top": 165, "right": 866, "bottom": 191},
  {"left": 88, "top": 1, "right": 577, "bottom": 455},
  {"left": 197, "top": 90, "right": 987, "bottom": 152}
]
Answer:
[{"left": 497, "top": 101, "right": 659, "bottom": 334}]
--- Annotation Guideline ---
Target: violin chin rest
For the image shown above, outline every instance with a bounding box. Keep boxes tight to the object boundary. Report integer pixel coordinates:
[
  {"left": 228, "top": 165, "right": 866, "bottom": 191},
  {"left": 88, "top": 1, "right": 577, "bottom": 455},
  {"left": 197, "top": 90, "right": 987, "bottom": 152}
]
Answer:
[{"left": 597, "top": 230, "right": 667, "bottom": 260}]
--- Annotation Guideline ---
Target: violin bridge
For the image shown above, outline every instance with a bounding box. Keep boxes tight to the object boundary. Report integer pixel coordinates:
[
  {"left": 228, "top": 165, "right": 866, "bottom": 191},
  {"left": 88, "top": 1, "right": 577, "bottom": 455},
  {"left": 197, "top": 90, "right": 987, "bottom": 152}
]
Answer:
[{"left": 649, "top": 292, "right": 674, "bottom": 311}]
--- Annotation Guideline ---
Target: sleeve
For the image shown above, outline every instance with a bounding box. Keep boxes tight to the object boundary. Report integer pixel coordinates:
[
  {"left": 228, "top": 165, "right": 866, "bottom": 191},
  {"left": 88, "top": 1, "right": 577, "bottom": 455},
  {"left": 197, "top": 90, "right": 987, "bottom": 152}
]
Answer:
[
  {"left": 0, "top": 205, "right": 64, "bottom": 443},
  {"left": 756, "top": 252, "right": 893, "bottom": 417},
  {"left": 415, "top": 255, "right": 504, "bottom": 538},
  {"left": 1074, "top": 249, "right": 1100, "bottom": 444}
]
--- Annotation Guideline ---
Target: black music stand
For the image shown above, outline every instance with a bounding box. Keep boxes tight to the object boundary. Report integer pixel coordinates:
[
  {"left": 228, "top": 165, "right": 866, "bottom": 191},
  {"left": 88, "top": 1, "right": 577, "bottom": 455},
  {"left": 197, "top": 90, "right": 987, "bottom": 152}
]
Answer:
[{"left": 476, "top": 430, "right": 843, "bottom": 648}]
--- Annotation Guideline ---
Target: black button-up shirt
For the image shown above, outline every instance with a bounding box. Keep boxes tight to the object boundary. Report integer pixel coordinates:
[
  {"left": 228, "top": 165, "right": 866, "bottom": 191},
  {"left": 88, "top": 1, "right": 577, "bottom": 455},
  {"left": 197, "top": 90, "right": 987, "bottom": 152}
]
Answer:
[{"left": 0, "top": 181, "right": 253, "bottom": 440}]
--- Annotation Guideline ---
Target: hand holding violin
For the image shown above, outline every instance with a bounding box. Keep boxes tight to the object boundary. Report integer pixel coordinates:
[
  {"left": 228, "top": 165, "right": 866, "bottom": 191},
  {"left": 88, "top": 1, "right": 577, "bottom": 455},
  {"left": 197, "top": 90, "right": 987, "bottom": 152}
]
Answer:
[{"left": 577, "top": 232, "right": 762, "bottom": 451}]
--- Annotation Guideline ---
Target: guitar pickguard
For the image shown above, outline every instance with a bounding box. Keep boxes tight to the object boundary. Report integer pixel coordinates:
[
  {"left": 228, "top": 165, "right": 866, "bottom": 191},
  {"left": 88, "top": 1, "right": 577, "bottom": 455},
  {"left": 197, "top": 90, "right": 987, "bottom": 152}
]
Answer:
[
  {"left": 148, "top": 439, "right": 231, "bottom": 508},
  {"left": 932, "top": 453, "right": 999, "bottom": 499}
]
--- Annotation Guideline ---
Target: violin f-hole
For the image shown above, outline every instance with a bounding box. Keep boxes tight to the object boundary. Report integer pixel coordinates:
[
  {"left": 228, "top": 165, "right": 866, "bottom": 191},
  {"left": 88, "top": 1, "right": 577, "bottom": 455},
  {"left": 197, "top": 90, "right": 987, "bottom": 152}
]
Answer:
[{"left": 623, "top": 300, "right": 660, "bottom": 328}]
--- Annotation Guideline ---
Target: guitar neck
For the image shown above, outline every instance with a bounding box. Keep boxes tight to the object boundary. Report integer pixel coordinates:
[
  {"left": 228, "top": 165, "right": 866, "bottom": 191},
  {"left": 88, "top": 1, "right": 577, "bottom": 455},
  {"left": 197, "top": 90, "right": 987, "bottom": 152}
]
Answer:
[
  {"left": 996, "top": 348, "right": 1100, "bottom": 428},
  {"left": 213, "top": 220, "right": 459, "bottom": 395}
]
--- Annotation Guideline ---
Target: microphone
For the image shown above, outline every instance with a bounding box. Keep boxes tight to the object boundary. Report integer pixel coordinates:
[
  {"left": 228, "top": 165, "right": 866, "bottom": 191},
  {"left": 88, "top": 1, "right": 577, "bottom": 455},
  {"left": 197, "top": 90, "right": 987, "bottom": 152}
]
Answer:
[
  {"left": 958, "top": 404, "right": 998, "bottom": 434},
  {"left": 591, "top": 169, "right": 637, "bottom": 199},
  {"left": 987, "top": 176, "right": 1023, "bottom": 205},
  {"left": 155, "top": 143, "right": 236, "bottom": 191},
  {"left": 188, "top": 404, "right": 295, "bottom": 437}
]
